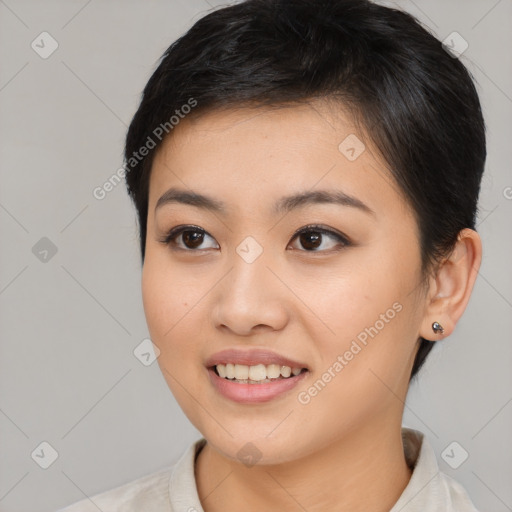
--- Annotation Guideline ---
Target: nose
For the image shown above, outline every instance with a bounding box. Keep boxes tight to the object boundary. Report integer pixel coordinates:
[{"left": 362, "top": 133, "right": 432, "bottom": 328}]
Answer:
[{"left": 212, "top": 249, "right": 289, "bottom": 337}]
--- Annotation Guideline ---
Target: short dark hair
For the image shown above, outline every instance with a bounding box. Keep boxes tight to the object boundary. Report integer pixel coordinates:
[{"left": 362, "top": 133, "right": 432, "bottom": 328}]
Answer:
[{"left": 124, "top": 0, "right": 486, "bottom": 381}]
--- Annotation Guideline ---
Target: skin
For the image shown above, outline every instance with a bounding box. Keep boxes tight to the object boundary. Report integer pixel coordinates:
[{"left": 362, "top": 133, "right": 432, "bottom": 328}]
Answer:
[{"left": 141, "top": 101, "right": 482, "bottom": 512}]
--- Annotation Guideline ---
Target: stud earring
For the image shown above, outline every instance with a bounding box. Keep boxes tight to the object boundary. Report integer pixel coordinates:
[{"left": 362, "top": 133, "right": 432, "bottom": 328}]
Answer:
[{"left": 432, "top": 321, "right": 444, "bottom": 334}]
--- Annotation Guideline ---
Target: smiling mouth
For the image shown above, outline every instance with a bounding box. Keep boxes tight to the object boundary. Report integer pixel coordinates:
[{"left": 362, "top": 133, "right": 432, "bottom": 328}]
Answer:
[{"left": 210, "top": 363, "right": 309, "bottom": 384}]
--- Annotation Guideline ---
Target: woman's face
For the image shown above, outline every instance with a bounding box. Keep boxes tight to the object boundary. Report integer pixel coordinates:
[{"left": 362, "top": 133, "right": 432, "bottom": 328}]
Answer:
[{"left": 142, "top": 103, "right": 428, "bottom": 464}]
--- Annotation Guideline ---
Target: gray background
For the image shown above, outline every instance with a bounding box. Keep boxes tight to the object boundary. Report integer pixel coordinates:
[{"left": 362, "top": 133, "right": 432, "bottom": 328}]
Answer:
[{"left": 0, "top": 0, "right": 511, "bottom": 511}]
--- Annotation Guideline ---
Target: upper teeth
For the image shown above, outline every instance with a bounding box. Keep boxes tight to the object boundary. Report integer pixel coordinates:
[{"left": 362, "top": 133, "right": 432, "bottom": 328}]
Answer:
[{"left": 216, "top": 363, "right": 303, "bottom": 380}]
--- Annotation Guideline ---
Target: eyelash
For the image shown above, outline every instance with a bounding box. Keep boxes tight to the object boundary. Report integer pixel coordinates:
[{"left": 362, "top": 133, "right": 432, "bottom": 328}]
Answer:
[{"left": 159, "top": 224, "right": 351, "bottom": 253}]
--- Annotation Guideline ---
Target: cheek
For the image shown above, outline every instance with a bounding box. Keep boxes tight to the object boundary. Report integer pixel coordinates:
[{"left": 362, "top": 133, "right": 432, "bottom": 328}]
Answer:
[
  {"left": 142, "top": 248, "right": 194, "bottom": 317},
  {"left": 301, "top": 247, "right": 421, "bottom": 399},
  {"left": 141, "top": 259, "right": 210, "bottom": 418},
  {"left": 141, "top": 258, "right": 201, "bottom": 350},
  {"left": 301, "top": 256, "right": 397, "bottom": 347}
]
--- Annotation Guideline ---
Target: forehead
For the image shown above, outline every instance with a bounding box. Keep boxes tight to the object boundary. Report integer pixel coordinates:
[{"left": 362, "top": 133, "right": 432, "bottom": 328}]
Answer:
[{"left": 148, "top": 102, "right": 410, "bottom": 219}]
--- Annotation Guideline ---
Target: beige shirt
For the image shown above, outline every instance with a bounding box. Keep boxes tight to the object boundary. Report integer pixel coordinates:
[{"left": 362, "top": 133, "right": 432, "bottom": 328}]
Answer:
[{"left": 57, "top": 427, "right": 480, "bottom": 512}]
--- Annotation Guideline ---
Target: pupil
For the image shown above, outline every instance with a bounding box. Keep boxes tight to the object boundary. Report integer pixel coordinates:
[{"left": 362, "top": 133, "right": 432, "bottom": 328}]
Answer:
[
  {"left": 301, "top": 232, "right": 321, "bottom": 250},
  {"left": 183, "top": 231, "right": 203, "bottom": 248}
]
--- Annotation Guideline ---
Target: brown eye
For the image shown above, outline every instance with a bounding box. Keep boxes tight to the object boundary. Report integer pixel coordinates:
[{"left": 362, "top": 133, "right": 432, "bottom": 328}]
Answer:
[
  {"left": 299, "top": 231, "right": 323, "bottom": 250},
  {"left": 161, "top": 226, "right": 219, "bottom": 251},
  {"left": 288, "top": 225, "right": 350, "bottom": 252},
  {"left": 181, "top": 230, "right": 205, "bottom": 249}
]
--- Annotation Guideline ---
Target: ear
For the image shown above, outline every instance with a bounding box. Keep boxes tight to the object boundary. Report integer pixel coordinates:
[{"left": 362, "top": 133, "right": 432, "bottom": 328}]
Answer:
[{"left": 419, "top": 228, "right": 482, "bottom": 341}]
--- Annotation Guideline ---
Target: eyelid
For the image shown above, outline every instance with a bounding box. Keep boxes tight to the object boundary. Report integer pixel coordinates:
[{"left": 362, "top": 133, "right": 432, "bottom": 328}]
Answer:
[{"left": 290, "top": 224, "right": 350, "bottom": 243}]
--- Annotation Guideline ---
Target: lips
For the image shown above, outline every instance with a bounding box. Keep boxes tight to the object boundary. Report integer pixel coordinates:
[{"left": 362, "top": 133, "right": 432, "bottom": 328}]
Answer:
[{"left": 204, "top": 348, "right": 309, "bottom": 370}]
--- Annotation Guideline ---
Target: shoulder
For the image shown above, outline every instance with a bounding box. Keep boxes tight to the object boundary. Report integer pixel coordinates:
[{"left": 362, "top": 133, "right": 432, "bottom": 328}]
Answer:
[
  {"left": 55, "top": 438, "right": 206, "bottom": 512},
  {"left": 438, "top": 472, "right": 481, "bottom": 512},
  {"left": 393, "top": 428, "right": 480, "bottom": 512},
  {"left": 55, "top": 466, "right": 174, "bottom": 512}
]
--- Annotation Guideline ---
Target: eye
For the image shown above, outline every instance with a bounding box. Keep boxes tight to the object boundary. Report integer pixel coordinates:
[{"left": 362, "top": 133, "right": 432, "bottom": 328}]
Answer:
[
  {"left": 287, "top": 224, "right": 350, "bottom": 252},
  {"left": 159, "top": 225, "right": 219, "bottom": 251},
  {"left": 159, "top": 223, "right": 350, "bottom": 253}
]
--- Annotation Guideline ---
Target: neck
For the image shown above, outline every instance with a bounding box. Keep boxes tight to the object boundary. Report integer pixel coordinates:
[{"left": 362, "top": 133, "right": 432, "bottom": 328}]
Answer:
[{"left": 195, "top": 418, "right": 413, "bottom": 512}]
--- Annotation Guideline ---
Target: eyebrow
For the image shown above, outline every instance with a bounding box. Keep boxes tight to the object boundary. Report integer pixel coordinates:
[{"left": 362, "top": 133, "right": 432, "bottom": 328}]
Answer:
[{"left": 155, "top": 187, "right": 376, "bottom": 217}]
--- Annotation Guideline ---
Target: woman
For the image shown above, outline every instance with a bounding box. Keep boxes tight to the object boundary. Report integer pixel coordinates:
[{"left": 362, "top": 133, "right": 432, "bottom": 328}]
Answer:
[{"left": 58, "top": 0, "right": 485, "bottom": 510}]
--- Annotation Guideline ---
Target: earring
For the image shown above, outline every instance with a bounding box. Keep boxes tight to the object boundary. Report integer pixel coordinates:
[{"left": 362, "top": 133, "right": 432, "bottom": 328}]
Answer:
[{"left": 432, "top": 321, "right": 444, "bottom": 334}]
